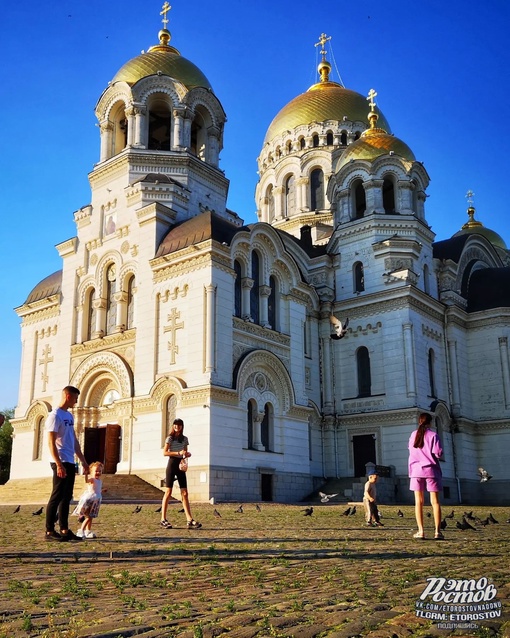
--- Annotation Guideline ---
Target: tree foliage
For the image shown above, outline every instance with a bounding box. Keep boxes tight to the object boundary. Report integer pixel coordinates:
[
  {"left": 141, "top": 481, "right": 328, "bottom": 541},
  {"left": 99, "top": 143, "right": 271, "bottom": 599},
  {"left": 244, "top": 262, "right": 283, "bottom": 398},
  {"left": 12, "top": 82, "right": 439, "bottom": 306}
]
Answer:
[{"left": 0, "top": 408, "right": 14, "bottom": 484}]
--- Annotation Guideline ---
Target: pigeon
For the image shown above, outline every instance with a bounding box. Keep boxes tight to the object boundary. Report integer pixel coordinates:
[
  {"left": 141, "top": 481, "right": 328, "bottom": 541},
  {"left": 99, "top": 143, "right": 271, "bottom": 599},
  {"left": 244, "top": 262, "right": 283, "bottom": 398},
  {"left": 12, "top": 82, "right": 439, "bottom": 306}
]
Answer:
[
  {"left": 397, "top": 509, "right": 404, "bottom": 518},
  {"left": 480, "top": 517, "right": 490, "bottom": 527},
  {"left": 440, "top": 518, "right": 447, "bottom": 530},
  {"left": 213, "top": 509, "right": 222, "bottom": 518},
  {"left": 342, "top": 507, "right": 351, "bottom": 516},
  {"left": 32, "top": 507, "right": 43, "bottom": 516},
  {"left": 178, "top": 508, "right": 185, "bottom": 513},
  {"left": 330, "top": 315, "right": 349, "bottom": 340},
  {"left": 133, "top": 506, "right": 142, "bottom": 513},
  {"left": 154, "top": 506, "right": 162, "bottom": 512},
  {"left": 13, "top": 505, "right": 20, "bottom": 514},
  {"left": 319, "top": 491, "right": 338, "bottom": 503},
  {"left": 456, "top": 517, "right": 476, "bottom": 531},
  {"left": 235, "top": 505, "right": 244, "bottom": 513},
  {"left": 303, "top": 506, "right": 314, "bottom": 516},
  {"left": 445, "top": 510, "right": 455, "bottom": 519},
  {"left": 463, "top": 511, "right": 475, "bottom": 520},
  {"left": 426, "top": 512, "right": 431, "bottom": 518},
  {"left": 488, "top": 513, "right": 499, "bottom": 524},
  {"left": 349, "top": 506, "right": 357, "bottom": 516},
  {"left": 256, "top": 504, "right": 261, "bottom": 512},
  {"left": 478, "top": 467, "right": 492, "bottom": 482}
]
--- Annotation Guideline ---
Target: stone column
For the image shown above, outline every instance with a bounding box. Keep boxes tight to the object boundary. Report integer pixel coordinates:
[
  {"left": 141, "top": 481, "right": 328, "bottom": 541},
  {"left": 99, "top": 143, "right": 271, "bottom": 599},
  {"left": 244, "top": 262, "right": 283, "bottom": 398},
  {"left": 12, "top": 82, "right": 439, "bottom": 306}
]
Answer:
[
  {"left": 92, "top": 298, "right": 107, "bottom": 339},
  {"left": 338, "top": 189, "right": 350, "bottom": 223},
  {"left": 114, "top": 291, "right": 128, "bottom": 333},
  {"left": 499, "top": 337, "right": 510, "bottom": 409},
  {"left": 365, "top": 179, "right": 384, "bottom": 214},
  {"left": 172, "top": 107, "right": 185, "bottom": 149},
  {"left": 125, "top": 106, "right": 135, "bottom": 147},
  {"left": 297, "top": 177, "right": 309, "bottom": 211},
  {"left": 205, "top": 284, "right": 217, "bottom": 372},
  {"left": 241, "top": 278, "right": 253, "bottom": 322},
  {"left": 207, "top": 126, "right": 220, "bottom": 167},
  {"left": 133, "top": 105, "right": 147, "bottom": 147},
  {"left": 99, "top": 120, "right": 113, "bottom": 162},
  {"left": 398, "top": 180, "right": 414, "bottom": 215},
  {"left": 259, "top": 285, "right": 271, "bottom": 328},
  {"left": 252, "top": 413, "right": 265, "bottom": 451},
  {"left": 447, "top": 339, "right": 461, "bottom": 416},
  {"left": 403, "top": 323, "right": 417, "bottom": 399},
  {"left": 274, "top": 186, "right": 285, "bottom": 220}
]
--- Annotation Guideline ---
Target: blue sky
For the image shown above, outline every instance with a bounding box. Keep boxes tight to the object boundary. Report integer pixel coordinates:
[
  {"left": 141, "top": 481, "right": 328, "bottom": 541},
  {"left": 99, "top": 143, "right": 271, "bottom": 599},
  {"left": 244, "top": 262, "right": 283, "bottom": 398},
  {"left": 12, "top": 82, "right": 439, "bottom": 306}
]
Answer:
[{"left": 1, "top": 1, "right": 509, "bottom": 410}]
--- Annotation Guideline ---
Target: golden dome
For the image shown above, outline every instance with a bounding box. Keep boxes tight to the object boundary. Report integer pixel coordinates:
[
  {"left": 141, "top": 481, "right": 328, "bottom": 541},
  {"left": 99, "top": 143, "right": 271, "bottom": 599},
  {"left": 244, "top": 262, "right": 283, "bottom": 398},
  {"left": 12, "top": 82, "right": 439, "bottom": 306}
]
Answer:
[
  {"left": 111, "top": 40, "right": 212, "bottom": 90},
  {"left": 453, "top": 207, "right": 507, "bottom": 249},
  {"left": 336, "top": 127, "right": 415, "bottom": 171},
  {"left": 264, "top": 82, "right": 391, "bottom": 145}
]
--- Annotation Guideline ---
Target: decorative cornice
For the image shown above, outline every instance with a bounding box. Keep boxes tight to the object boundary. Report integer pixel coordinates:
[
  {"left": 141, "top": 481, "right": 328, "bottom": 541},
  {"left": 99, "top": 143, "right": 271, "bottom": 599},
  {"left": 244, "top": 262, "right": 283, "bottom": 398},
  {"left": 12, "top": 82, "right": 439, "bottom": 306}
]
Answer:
[
  {"left": 17, "top": 302, "right": 60, "bottom": 323},
  {"left": 70, "top": 329, "right": 136, "bottom": 357}
]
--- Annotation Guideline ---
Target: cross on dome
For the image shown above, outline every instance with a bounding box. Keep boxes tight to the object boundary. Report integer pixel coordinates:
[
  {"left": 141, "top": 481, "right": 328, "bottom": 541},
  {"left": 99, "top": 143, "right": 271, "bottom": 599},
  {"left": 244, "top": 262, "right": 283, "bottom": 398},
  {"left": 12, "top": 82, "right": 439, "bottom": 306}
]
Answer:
[
  {"left": 367, "top": 88, "right": 378, "bottom": 111},
  {"left": 160, "top": 2, "right": 171, "bottom": 29},
  {"left": 315, "top": 33, "right": 331, "bottom": 59},
  {"left": 466, "top": 189, "right": 475, "bottom": 207}
]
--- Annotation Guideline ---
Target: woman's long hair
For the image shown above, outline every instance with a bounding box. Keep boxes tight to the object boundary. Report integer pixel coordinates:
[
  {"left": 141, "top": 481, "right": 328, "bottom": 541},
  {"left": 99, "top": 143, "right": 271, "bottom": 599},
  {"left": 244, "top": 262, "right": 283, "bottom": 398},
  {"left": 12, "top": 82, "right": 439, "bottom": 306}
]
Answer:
[
  {"left": 169, "top": 418, "right": 185, "bottom": 443},
  {"left": 413, "top": 413, "right": 432, "bottom": 449}
]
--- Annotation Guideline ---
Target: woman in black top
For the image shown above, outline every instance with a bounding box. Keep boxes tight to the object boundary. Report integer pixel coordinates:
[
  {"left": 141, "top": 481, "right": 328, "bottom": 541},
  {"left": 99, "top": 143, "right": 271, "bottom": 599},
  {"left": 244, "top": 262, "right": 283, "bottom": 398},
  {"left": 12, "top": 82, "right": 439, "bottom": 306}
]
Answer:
[{"left": 160, "top": 418, "right": 201, "bottom": 529}]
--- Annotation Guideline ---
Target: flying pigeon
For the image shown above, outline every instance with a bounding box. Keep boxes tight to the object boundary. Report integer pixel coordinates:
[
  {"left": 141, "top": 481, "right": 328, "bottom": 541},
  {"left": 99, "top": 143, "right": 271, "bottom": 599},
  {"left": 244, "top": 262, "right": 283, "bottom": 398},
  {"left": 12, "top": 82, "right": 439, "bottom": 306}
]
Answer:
[
  {"left": 32, "top": 507, "right": 43, "bottom": 516},
  {"left": 235, "top": 505, "right": 244, "bottom": 513},
  {"left": 213, "top": 509, "right": 222, "bottom": 518},
  {"left": 13, "top": 505, "right": 20, "bottom": 514},
  {"left": 478, "top": 467, "right": 492, "bottom": 482},
  {"left": 132, "top": 505, "right": 142, "bottom": 513},
  {"left": 342, "top": 507, "right": 351, "bottom": 516},
  {"left": 319, "top": 491, "right": 338, "bottom": 503},
  {"left": 329, "top": 315, "right": 349, "bottom": 340},
  {"left": 303, "top": 506, "right": 314, "bottom": 516},
  {"left": 349, "top": 505, "right": 357, "bottom": 516},
  {"left": 397, "top": 509, "right": 404, "bottom": 518}
]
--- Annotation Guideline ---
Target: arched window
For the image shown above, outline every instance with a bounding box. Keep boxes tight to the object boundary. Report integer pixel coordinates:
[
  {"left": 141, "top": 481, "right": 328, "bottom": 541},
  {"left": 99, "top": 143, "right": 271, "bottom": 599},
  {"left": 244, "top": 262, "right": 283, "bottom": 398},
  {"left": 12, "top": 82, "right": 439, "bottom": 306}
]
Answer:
[
  {"left": 310, "top": 168, "right": 324, "bottom": 211},
  {"left": 428, "top": 349, "right": 436, "bottom": 398},
  {"left": 250, "top": 251, "right": 261, "bottom": 324},
  {"left": 106, "top": 265, "right": 117, "bottom": 335},
  {"left": 286, "top": 140, "right": 292, "bottom": 153},
  {"left": 423, "top": 264, "right": 430, "bottom": 295},
  {"left": 86, "top": 287, "right": 96, "bottom": 341},
  {"left": 352, "top": 179, "right": 366, "bottom": 219},
  {"left": 268, "top": 275, "right": 277, "bottom": 330},
  {"left": 162, "top": 394, "right": 177, "bottom": 447},
  {"left": 234, "top": 260, "right": 242, "bottom": 318},
  {"left": 126, "top": 275, "right": 135, "bottom": 329},
  {"left": 148, "top": 97, "right": 171, "bottom": 151},
  {"left": 247, "top": 399, "right": 256, "bottom": 449},
  {"left": 354, "top": 262, "right": 365, "bottom": 293},
  {"left": 300, "top": 137, "right": 306, "bottom": 150},
  {"left": 312, "top": 134, "right": 319, "bottom": 148},
  {"left": 354, "top": 131, "right": 361, "bottom": 140},
  {"left": 340, "top": 131, "right": 348, "bottom": 145},
  {"left": 261, "top": 403, "right": 274, "bottom": 451},
  {"left": 357, "top": 347, "right": 371, "bottom": 397},
  {"left": 266, "top": 184, "right": 275, "bottom": 221},
  {"left": 33, "top": 416, "right": 44, "bottom": 460},
  {"left": 383, "top": 177, "right": 396, "bottom": 214},
  {"left": 326, "top": 132, "right": 333, "bottom": 145},
  {"left": 284, "top": 175, "right": 295, "bottom": 217}
]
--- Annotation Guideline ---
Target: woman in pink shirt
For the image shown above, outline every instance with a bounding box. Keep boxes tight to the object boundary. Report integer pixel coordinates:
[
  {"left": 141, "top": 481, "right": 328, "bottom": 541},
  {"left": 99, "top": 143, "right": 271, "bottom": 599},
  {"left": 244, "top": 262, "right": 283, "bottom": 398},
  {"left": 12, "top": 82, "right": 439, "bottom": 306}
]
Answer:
[{"left": 408, "top": 412, "right": 444, "bottom": 540}]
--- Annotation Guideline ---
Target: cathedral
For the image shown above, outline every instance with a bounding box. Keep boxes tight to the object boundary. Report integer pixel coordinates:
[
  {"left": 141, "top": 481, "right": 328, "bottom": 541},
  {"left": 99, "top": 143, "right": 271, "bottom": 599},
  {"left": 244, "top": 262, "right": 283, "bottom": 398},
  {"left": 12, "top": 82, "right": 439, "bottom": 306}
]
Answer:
[{"left": 10, "top": 10, "right": 510, "bottom": 505}]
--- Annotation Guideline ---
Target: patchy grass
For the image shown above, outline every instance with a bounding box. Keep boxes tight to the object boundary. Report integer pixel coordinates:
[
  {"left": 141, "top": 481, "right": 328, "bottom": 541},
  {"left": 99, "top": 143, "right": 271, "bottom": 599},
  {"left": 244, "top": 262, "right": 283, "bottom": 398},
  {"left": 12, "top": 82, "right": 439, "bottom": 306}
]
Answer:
[{"left": 0, "top": 503, "right": 509, "bottom": 636}]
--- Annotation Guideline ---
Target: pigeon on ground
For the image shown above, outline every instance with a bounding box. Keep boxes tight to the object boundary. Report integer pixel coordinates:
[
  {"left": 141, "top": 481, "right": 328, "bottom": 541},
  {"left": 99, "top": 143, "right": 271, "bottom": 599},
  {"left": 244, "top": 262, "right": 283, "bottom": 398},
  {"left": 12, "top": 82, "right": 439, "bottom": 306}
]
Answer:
[
  {"left": 256, "top": 504, "right": 261, "bottom": 512},
  {"left": 480, "top": 517, "right": 490, "bottom": 527},
  {"left": 426, "top": 512, "right": 431, "bottom": 518},
  {"left": 463, "top": 511, "right": 475, "bottom": 520},
  {"left": 440, "top": 518, "right": 447, "bottom": 530},
  {"left": 397, "top": 509, "right": 404, "bottom": 518},
  {"left": 489, "top": 513, "right": 499, "bottom": 524},
  {"left": 478, "top": 467, "right": 493, "bottom": 482},
  {"left": 32, "top": 507, "right": 43, "bottom": 516},
  {"left": 133, "top": 505, "right": 142, "bottom": 513},
  {"left": 213, "top": 509, "right": 222, "bottom": 518},
  {"left": 235, "top": 505, "right": 244, "bottom": 513},
  {"left": 456, "top": 517, "right": 476, "bottom": 531},
  {"left": 154, "top": 506, "right": 162, "bottom": 512},
  {"left": 349, "top": 506, "right": 357, "bottom": 516},
  {"left": 342, "top": 507, "right": 351, "bottom": 516},
  {"left": 303, "top": 506, "right": 314, "bottom": 516},
  {"left": 445, "top": 510, "right": 455, "bottom": 519},
  {"left": 178, "top": 508, "right": 185, "bottom": 513},
  {"left": 330, "top": 315, "right": 349, "bottom": 340},
  {"left": 13, "top": 505, "right": 20, "bottom": 514},
  {"left": 319, "top": 492, "right": 338, "bottom": 503}
]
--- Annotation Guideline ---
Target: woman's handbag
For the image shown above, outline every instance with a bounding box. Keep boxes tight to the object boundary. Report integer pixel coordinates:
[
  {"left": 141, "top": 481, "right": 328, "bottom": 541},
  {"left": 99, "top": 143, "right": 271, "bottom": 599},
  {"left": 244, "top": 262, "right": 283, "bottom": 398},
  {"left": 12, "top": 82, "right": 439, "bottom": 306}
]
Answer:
[{"left": 179, "top": 457, "right": 188, "bottom": 472}]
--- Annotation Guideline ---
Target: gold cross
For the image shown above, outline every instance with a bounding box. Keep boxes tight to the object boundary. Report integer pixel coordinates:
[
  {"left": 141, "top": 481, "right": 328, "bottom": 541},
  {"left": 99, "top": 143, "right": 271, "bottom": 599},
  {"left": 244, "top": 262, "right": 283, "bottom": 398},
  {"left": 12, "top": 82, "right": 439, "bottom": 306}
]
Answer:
[
  {"left": 367, "top": 88, "right": 378, "bottom": 111},
  {"left": 466, "top": 190, "right": 475, "bottom": 206},
  {"left": 160, "top": 2, "right": 171, "bottom": 29},
  {"left": 163, "top": 308, "right": 184, "bottom": 365},
  {"left": 315, "top": 33, "right": 331, "bottom": 58},
  {"left": 39, "top": 344, "right": 53, "bottom": 393}
]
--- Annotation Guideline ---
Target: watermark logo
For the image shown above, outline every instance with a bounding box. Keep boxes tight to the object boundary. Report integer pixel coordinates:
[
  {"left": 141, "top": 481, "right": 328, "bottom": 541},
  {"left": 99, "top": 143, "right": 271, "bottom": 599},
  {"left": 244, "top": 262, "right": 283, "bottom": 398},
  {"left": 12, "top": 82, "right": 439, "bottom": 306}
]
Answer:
[{"left": 415, "top": 577, "right": 502, "bottom": 630}]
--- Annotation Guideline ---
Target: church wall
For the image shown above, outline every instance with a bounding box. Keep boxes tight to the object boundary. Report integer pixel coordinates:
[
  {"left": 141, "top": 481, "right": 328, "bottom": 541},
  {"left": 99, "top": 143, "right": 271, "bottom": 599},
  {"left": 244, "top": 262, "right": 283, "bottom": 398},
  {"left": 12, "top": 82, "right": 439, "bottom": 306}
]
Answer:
[{"left": 212, "top": 265, "right": 236, "bottom": 388}]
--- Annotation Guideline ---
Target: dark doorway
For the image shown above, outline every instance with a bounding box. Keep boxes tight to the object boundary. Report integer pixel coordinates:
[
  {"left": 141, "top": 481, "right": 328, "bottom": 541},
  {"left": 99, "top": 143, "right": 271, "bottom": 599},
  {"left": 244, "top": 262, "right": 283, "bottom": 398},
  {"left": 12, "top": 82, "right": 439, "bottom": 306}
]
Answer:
[
  {"left": 84, "top": 424, "right": 121, "bottom": 474},
  {"left": 352, "top": 434, "right": 376, "bottom": 477},
  {"left": 261, "top": 474, "right": 273, "bottom": 502}
]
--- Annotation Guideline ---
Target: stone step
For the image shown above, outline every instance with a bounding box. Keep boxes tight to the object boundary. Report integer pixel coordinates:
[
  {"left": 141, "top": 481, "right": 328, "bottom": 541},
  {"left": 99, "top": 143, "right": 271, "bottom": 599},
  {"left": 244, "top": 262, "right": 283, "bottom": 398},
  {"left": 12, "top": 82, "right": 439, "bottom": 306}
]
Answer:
[{"left": 0, "top": 474, "right": 164, "bottom": 505}]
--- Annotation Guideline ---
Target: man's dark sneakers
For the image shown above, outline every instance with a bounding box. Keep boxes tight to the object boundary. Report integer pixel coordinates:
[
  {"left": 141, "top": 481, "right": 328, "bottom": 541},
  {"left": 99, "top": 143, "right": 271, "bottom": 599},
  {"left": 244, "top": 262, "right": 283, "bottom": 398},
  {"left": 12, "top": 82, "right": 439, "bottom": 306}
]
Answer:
[
  {"left": 60, "top": 529, "right": 83, "bottom": 542},
  {"left": 45, "top": 530, "right": 63, "bottom": 541}
]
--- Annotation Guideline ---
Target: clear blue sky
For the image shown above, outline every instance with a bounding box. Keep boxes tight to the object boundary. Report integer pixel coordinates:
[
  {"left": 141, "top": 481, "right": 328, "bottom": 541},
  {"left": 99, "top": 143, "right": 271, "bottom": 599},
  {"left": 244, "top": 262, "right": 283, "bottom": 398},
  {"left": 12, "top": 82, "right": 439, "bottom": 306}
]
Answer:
[{"left": 1, "top": 1, "right": 509, "bottom": 410}]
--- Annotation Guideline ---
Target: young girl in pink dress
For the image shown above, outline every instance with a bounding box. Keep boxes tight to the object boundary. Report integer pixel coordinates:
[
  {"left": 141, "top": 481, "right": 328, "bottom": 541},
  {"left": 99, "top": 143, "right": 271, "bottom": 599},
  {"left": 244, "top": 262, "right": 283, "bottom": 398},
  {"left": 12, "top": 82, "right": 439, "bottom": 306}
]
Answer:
[{"left": 72, "top": 461, "right": 106, "bottom": 539}]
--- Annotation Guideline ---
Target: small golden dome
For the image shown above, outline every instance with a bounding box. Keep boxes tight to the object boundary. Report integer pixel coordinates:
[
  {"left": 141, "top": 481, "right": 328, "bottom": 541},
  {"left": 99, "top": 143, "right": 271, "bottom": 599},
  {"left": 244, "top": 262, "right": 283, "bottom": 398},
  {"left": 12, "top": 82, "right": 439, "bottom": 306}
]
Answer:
[
  {"left": 336, "top": 127, "right": 415, "bottom": 171},
  {"left": 264, "top": 82, "right": 391, "bottom": 145},
  {"left": 453, "top": 206, "right": 507, "bottom": 249},
  {"left": 111, "top": 43, "right": 212, "bottom": 90}
]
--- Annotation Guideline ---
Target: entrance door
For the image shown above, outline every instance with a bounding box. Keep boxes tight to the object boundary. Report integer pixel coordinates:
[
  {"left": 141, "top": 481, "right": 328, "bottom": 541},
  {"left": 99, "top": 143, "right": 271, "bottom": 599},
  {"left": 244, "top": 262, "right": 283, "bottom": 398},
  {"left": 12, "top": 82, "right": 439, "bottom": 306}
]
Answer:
[
  {"left": 84, "top": 424, "right": 121, "bottom": 474},
  {"left": 352, "top": 434, "right": 376, "bottom": 477},
  {"left": 261, "top": 474, "right": 273, "bottom": 502}
]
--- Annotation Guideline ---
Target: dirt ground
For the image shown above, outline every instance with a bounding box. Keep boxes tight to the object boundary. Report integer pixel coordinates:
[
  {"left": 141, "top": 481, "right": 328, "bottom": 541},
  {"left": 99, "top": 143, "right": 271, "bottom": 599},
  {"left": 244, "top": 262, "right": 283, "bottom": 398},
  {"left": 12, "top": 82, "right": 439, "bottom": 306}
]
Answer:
[{"left": 0, "top": 502, "right": 509, "bottom": 638}]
